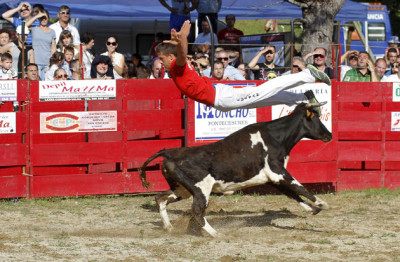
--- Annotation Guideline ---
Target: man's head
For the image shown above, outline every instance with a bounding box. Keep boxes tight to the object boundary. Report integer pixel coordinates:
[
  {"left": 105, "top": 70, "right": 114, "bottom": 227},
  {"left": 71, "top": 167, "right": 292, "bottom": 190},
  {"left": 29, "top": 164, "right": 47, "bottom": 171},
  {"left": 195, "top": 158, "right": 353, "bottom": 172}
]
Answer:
[
  {"left": 358, "top": 51, "right": 370, "bottom": 68},
  {"left": 0, "top": 29, "right": 11, "bottom": 46},
  {"left": 1, "top": 53, "right": 13, "bottom": 70},
  {"left": 96, "top": 62, "right": 109, "bottom": 77},
  {"left": 57, "top": 5, "right": 71, "bottom": 24},
  {"left": 263, "top": 45, "right": 276, "bottom": 64},
  {"left": 151, "top": 58, "right": 163, "bottom": 79},
  {"left": 349, "top": 53, "right": 358, "bottom": 68},
  {"left": 387, "top": 48, "right": 398, "bottom": 65},
  {"left": 216, "top": 51, "right": 230, "bottom": 68},
  {"left": 25, "top": 63, "right": 39, "bottom": 80},
  {"left": 375, "top": 58, "right": 387, "bottom": 78},
  {"left": 291, "top": 56, "right": 305, "bottom": 73},
  {"left": 19, "top": 2, "right": 32, "bottom": 19},
  {"left": 225, "top": 14, "right": 236, "bottom": 29},
  {"left": 212, "top": 61, "right": 225, "bottom": 80},
  {"left": 136, "top": 66, "right": 151, "bottom": 79},
  {"left": 313, "top": 47, "right": 327, "bottom": 66},
  {"left": 155, "top": 43, "right": 177, "bottom": 71},
  {"left": 81, "top": 32, "right": 95, "bottom": 48},
  {"left": 201, "top": 20, "right": 211, "bottom": 34}
]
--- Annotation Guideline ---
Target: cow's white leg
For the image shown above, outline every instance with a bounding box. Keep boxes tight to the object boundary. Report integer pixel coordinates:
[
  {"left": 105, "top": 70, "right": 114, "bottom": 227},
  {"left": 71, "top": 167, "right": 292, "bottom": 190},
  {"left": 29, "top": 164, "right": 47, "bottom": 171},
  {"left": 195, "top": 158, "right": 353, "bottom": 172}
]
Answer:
[
  {"left": 155, "top": 193, "right": 175, "bottom": 231},
  {"left": 299, "top": 201, "right": 322, "bottom": 215}
]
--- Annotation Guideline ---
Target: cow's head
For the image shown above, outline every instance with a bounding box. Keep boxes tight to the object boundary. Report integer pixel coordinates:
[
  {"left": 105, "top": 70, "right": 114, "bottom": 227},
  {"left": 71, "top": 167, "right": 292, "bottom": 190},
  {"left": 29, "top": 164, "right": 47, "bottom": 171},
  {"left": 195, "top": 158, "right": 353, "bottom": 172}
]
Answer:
[{"left": 301, "top": 102, "right": 332, "bottom": 142}]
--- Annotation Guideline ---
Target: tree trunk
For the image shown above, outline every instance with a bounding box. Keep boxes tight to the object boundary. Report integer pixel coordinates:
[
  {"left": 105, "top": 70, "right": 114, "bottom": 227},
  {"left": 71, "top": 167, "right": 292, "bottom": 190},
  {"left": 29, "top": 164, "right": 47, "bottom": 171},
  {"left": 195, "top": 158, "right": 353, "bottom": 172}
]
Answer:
[{"left": 288, "top": 0, "right": 345, "bottom": 65}]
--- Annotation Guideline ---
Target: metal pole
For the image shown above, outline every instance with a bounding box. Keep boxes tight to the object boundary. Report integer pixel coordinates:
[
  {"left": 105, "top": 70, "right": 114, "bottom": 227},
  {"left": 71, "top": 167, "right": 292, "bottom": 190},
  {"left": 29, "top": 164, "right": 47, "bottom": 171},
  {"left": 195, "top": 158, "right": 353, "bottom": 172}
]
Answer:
[
  {"left": 205, "top": 15, "right": 214, "bottom": 72},
  {"left": 21, "top": 21, "right": 26, "bottom": 77}
]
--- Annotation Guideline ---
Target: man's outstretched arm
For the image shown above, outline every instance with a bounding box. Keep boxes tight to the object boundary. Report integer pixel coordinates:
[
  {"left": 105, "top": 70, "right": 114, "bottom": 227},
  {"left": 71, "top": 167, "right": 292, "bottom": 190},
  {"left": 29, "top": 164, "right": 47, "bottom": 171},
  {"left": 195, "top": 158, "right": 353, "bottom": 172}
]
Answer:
[{"left": 164, "top": 20, "right": 191, "bottom": 67}]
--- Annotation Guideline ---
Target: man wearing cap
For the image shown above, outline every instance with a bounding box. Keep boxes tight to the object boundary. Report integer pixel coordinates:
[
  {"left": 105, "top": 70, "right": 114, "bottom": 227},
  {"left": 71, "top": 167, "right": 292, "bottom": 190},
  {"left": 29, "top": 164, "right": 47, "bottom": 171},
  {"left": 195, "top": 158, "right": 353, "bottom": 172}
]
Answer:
[
  {"left": 49, "top": 5, "right": 81, "bottom": 47},
  {"left": 2, "top": 2, "right": 39, "bottom": 46},
  {"left": 388, "top": 36, "right": 400, "bottom": 49},
  {"left": 339, "top": 50, "right": 359, "bottom": 81}
]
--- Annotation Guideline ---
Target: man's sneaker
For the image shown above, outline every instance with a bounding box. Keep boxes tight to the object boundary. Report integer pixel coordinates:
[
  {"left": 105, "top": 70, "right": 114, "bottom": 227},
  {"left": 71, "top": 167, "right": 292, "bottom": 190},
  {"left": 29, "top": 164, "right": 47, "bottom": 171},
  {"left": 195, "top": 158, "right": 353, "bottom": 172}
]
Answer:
[
  {"left": 304, "top": 90, "right": 321, "bottom": 115},
  {"left": 307, "top": 64, "right": 331, "bottom": 86}
]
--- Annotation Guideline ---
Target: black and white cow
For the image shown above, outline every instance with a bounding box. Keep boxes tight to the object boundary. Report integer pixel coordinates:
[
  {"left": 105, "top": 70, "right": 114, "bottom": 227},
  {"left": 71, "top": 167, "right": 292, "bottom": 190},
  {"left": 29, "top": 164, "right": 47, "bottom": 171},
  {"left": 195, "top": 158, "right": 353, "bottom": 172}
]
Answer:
[{"left": 139, "top": 103, "right": 332, "bottom": 237}]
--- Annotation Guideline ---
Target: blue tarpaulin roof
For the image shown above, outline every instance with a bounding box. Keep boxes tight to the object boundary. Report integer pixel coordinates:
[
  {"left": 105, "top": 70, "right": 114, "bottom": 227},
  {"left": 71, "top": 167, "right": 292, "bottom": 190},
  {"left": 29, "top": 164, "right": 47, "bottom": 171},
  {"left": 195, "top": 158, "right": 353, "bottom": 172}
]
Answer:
[{"left": 1, "top": 0, "right": 367, "bottom": 21}]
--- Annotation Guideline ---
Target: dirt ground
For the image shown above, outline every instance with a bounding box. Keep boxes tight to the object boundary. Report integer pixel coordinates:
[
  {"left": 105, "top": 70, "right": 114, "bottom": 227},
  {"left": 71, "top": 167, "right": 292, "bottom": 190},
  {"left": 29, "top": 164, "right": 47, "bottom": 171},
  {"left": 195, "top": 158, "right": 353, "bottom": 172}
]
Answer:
[{"left": 0, "top": 189, "right": 399, "bottom": 262}]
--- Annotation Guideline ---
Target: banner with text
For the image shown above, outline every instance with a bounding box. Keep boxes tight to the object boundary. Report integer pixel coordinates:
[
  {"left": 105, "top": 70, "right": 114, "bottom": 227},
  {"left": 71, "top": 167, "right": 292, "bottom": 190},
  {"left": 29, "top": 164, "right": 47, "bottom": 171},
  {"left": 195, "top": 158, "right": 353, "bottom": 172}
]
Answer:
[
  {"left": 0, "top": 80, "right": 17, "bottom": 102},
  {"left": 40, "top": 111, "right": 117, "bottom": 133},
  {"left": 0, "top": 112, "right": 16, "bottom": 134},
  {"left": 271, "top": 83, "right": 332, "bottom": 132},
  {"left": 39, "top": 80, "right": 116, "bottom": 101},
  {"left": 195, "top": 83, "right": 257, "bottom": 141}
]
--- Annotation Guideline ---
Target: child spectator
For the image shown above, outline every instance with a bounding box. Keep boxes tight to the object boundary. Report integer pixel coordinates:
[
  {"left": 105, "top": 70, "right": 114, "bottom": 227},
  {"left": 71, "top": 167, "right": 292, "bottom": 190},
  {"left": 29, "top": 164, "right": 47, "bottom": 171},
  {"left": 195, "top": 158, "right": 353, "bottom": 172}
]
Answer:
[
  {"left": 62, "top": 46, "right": 75, "bottom": 77},
  {"left": 57, "top": 30, "right": 78, "bottom": 57},
  {"left": 45, "top": 52, "right": 65, "bottom": 81},
  {"left": 53, "top": 68, "right": 69, "bottom": 81},
  {"left": 0, "top": 53, "right": 18, "bottom": 79}
]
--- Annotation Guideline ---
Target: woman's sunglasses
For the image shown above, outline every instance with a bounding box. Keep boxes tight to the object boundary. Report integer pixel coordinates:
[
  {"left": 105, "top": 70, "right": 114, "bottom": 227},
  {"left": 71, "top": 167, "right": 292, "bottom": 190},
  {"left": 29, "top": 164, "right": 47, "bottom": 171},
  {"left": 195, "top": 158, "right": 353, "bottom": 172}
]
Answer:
[
  {"left": 106, "top": 41, "right": 117, "bottom": 46},
  {"left": 56, "top": 74, "right": 68, "bottom": 79}
]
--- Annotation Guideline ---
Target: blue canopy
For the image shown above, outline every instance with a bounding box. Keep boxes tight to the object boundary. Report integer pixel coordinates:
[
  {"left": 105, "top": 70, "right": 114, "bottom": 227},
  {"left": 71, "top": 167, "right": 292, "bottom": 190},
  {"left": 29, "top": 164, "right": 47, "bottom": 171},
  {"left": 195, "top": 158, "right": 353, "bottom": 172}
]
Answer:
[{"left": 1, "top": 0, "right": 367, "bottom": 22}]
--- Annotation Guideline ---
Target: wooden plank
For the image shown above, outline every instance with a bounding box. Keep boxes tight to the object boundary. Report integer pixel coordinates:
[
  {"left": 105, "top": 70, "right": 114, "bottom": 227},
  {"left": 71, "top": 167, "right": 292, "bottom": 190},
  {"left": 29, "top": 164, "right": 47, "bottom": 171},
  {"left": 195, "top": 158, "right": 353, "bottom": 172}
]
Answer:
[
  {"left": 338, "top": 111, "right": 382, "bottom": 140},
  {"left": 384, "top": 171, "right": 400, "bottom": 189},
  {"left": 126, "top": 110, "right": 182, "bottom": 131},
  {"left": 0, "top": 175, "right": 27, "bottom": 198},
  {"left": 337, "top": 82, "right": 383, "bottom": 102},
  {"left": 289, "top": 140, "right": 336, "bottom": 162},
  {"left": 338, "top": 141, "right": 381, "bottom": 161},
  {"left": 31, "top": 141, "right": 123, "bottom": 166},
  {"left": 0, "top": 144, "right": 26, "bottom": 166},
  {"left": 286, "top": 161, "right": 337, "bottom": 183},
  {"left": 127, "top": 99, "right": 184, "bottom": 111},
  {"left": 125, "top": 79, "right": 182, "bottom": 100},
  {"left": 385, "top": 141, "right": 400, "bottom": 170},
  {"left": 33, "top": 166, "right": 87, "bottom": 176},
  {"left": 126, "top": 139, "right": 182, "bottom": 168},
  {"left": 337, "top": 171, "right": 383, "bottom": 191}
]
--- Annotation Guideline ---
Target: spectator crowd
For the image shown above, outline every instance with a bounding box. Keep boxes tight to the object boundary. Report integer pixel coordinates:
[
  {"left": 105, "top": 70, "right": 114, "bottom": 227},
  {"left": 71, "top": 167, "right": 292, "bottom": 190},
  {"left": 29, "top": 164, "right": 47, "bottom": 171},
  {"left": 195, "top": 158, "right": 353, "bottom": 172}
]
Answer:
[{"left": 1, "top": 1, "right": 400, "bottom": 83}]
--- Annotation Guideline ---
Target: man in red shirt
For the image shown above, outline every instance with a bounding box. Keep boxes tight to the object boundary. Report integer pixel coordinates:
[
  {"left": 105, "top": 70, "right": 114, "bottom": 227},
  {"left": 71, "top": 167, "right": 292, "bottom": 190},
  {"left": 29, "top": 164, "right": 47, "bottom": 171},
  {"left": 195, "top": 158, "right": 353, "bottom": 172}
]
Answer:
[
  {"left": 217, "top": 14, "right": 243, "bottom": 51},
  {"left": 155, "top": 20, "right": 330, "bottom": 112}
]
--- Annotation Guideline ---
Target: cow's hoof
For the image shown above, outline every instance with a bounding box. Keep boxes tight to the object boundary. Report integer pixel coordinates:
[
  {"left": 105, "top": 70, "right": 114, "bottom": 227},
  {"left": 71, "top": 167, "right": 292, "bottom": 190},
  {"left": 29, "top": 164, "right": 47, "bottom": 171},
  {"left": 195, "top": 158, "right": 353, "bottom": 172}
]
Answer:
[
  {"left": 315, "top": 198, "right": 330, "bottom": 210},
  {"left": 312, "top": 207, "right": 321, "bottom": 215},
  {"left": 164, "top": 224, "right": 173, "bottom": 232}
]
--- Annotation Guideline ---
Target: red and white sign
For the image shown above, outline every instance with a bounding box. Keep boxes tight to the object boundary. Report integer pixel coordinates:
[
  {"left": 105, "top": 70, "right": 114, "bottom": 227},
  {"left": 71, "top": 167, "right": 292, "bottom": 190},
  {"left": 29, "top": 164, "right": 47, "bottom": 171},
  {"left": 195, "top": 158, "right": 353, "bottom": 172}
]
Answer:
[
  {"left": 39, "top": 80, "right": 116, "bottom": 101},
  {"left": 271, "top": 83, "right": 332, "bottom": 132},
  {"left": 391, "top": 112, "right": 400, "bottom": 131},
  {"left": 40, "top": 111, "right": 117, "bottom": 133},
  {"left": 0, "top": 80, "right": 17, "bottom": 101},
  {"left": 0, "top": 112, "right": 16, "bottom": 134}
]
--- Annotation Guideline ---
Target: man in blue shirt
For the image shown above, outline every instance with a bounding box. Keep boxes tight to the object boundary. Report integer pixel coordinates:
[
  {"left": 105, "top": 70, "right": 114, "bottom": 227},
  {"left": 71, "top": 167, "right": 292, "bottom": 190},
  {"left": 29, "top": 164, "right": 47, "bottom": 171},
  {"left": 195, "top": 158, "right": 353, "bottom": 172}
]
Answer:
[{"left": 2, "top": 2, "right": 39, "bottom": 46}]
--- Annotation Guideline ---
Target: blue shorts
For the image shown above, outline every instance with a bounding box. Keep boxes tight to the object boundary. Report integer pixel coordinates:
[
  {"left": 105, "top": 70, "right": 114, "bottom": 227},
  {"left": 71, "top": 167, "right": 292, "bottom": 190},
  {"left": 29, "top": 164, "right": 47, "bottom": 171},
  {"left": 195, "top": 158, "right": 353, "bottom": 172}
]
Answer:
[{"left": 170, "top": 13, "right": 190, "bottom": 32}]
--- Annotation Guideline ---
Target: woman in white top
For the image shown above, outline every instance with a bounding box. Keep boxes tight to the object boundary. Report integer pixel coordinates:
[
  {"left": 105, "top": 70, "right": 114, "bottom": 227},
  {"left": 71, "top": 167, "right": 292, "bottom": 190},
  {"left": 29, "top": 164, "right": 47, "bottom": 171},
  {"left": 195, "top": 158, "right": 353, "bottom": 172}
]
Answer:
[
  {"left": 101, "top": 36, "right": 125, "bottom": 79},
  {"left": 80, "top": 32, "right": 95, "bottom": 79}
]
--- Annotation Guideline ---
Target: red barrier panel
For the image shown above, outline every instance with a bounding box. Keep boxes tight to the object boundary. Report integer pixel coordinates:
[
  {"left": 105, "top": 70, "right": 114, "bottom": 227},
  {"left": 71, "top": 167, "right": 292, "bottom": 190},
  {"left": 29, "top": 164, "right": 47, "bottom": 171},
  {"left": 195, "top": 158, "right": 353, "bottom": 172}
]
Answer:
[{"left": 0, "top": 79, "right": 400, "bottom": 198}]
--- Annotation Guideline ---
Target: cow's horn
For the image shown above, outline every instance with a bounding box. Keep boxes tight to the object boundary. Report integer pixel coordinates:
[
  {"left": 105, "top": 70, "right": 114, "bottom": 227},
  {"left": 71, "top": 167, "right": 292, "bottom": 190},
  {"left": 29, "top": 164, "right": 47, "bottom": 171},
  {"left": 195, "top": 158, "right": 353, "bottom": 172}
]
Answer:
[{"left": 306, "top": 101, "right": 328, "bottom": 108}]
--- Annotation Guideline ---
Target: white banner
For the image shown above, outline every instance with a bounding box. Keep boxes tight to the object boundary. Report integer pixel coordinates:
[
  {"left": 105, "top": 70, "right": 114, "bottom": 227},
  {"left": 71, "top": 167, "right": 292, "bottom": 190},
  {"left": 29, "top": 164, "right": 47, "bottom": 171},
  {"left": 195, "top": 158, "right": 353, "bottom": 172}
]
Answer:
[
  {"left": 393, "top": 83, "right": 400, "bottom": 102},
  {"left": 0, "top": 112, "right": 16, "bottom": 134},
  {"left": 0, "top": 80, "right": 17, "bottom": 101},
  {"left": 40, "top": 111, "right": 117, "bottom": 133},
  {"left": 391, "top": 112, "right": 400, "bottom": 131},
  {"left": 271, "top": 83, "right": 332, "bottom": 133},
  {"left": 195, "top": 83, "right": 257, "bottom": 141},
  {"left": 39, "top": 80, "right": 116, "bottom": 101}
]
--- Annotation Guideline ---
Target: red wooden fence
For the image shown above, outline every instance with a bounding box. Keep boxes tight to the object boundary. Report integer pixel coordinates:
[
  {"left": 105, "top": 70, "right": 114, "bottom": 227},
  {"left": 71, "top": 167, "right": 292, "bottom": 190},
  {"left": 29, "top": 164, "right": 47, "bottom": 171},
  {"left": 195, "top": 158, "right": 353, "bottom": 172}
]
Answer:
[{"left": 0, "top": 79, "right": 399, "bottom": 198}]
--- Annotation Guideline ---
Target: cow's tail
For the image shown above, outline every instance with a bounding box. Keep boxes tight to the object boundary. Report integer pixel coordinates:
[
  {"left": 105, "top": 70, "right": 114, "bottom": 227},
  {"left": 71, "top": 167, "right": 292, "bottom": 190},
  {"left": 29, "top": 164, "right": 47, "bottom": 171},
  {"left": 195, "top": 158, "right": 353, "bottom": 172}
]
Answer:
[{"left": 139, "top": 149, "right": 168, "bottom": 190}]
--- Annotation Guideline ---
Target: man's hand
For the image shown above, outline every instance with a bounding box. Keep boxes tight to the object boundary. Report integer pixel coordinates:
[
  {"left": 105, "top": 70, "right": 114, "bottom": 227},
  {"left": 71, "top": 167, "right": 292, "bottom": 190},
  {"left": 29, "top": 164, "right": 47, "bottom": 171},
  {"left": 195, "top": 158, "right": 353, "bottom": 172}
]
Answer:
[{"left": 164, "top": 20, "right": 191, "bottom": 46}]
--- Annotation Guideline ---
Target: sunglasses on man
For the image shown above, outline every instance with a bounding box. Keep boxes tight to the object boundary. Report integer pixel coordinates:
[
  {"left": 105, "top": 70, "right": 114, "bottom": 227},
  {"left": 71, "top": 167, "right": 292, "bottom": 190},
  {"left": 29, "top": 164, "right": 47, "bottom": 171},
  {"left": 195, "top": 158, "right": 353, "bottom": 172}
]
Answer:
[
  {"left": 106, "top": 41, "right": 117, "bottom": 46},
  {"left": 313, "top": 54, "right": 325, "bottom": 59},
  {"left": 59, "top": 11, "right": 70, "bottom": 15},
  {"left": 217, "top": 57, "right": 229, "bottom": 61},
  {"left": 265, "top": 50, "right": 274, "bottom": 55}
]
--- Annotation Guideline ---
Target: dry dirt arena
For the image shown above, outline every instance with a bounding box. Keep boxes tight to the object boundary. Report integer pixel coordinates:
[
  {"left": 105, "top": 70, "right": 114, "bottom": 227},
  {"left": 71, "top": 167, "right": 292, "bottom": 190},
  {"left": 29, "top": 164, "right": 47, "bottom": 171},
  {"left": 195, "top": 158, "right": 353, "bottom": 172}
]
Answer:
[{"left": 0, "top": 189, "right": 399, "bottom": 262}]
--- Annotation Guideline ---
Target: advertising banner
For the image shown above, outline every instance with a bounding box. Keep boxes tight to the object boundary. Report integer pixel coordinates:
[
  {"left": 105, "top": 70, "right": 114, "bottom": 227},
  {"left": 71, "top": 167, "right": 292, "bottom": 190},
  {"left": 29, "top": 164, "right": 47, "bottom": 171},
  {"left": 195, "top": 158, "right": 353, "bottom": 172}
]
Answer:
[
  {"left": 0, "top": 112, "right": 16, "bottom": 134},
  {"left": 40, "top": 111, "right": 117, "bottom": 133},
  {"left": 39, "top": 80, "right": 116, "bottom": 101},
  {"left": 0, "top": 80, "right": 17, "bottom": 101}
]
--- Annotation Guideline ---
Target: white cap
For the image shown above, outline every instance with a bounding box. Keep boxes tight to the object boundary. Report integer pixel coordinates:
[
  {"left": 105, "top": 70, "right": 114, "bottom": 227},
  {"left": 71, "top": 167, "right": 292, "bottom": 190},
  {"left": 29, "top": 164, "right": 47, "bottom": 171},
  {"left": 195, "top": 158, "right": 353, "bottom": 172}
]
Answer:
[{"left": 16, "top": 25, "right": 30, "bottom": 35}]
